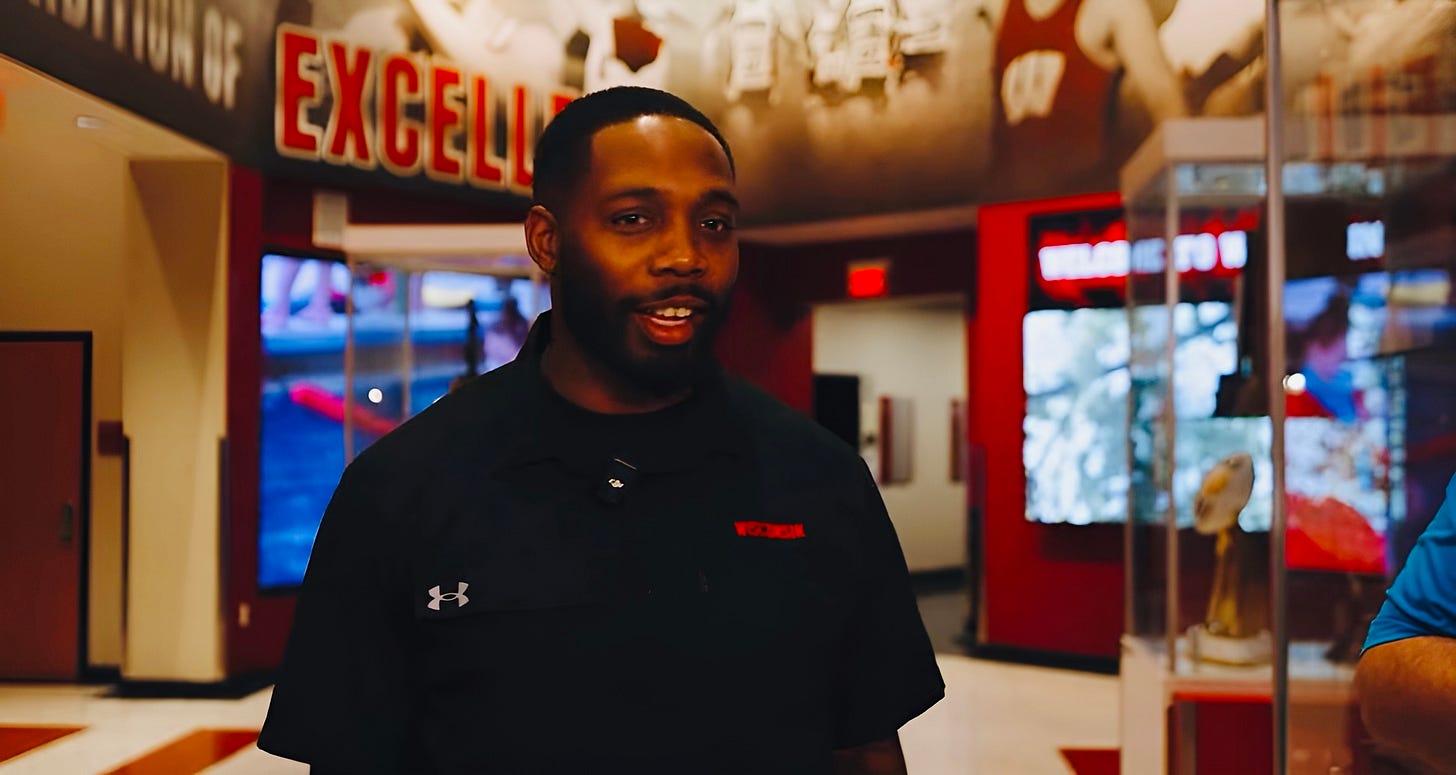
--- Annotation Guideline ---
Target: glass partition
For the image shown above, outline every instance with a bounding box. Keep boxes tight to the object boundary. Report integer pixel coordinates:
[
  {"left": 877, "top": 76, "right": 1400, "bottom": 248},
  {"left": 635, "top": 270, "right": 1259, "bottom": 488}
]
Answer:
[
  {"left": 259, "top": 251, "right": 546, "bottom": 591},
  {"left": 1122, "top": 4, "right": 1456, "bottom": 768},
  {"left": 1123, "top": 149, "right": 1276, "bottom": 771},
  {"left": 343, "top": 258, "right": 547, "bottom": 459},
  {"left": 1277, "top": 1, "right": 1456, "bottom": 770},
  {"left": 344, "top": 261, "right": 411, "bottom": 459}
]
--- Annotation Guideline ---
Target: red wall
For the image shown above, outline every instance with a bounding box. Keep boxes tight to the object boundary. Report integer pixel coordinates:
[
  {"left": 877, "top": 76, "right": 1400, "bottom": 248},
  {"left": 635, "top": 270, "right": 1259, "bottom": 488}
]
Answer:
[
  {"left": 973, "top": 194, "right": 1125, "bottom": 659},
  {"left": 715, "top": 243, "right": 815, "bottom": 413},
  {"left": 225, "top": 166, "right": 278, "bottom": 675}
]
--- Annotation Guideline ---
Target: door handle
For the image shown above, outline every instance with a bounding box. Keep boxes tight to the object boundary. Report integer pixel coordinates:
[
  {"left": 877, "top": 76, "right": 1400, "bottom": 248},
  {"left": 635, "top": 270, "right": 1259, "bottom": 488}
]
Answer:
[{"left": 59, "top": 503, "right": 74, "bottom": 543}]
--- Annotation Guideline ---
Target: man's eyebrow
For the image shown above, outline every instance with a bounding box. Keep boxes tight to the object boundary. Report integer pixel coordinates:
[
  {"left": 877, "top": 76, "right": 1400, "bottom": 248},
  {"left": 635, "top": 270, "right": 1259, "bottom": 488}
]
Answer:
[
  {"left": 601, "top": 187, "right": 663, "bottom": 203},
  {"left": 703, "top": 189, "right": 740, "bottom": 210},
  {"left": 599, "top": 187, "right": 740, "bottom": 210}
]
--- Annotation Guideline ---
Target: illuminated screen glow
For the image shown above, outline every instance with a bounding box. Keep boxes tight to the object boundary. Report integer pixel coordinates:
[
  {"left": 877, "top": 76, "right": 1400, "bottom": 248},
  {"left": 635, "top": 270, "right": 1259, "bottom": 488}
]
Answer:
[{"left": 1023, "top": 302, "right": 1240, "bottom": 525}]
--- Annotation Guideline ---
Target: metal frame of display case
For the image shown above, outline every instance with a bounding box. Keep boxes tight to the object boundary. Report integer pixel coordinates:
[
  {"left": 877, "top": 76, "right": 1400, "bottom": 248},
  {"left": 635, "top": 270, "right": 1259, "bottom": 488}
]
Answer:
[{"left": 1119, "top": 115, "right": 1273, "bottom": 775}]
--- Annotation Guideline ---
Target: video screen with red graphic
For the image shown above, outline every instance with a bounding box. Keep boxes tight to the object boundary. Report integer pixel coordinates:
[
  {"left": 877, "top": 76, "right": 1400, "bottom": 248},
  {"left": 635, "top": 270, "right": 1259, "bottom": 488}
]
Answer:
[
  {"left": 258, "top": 254, "right": 541, "bottom": 589},
  {"left": 1282, "top": 273, "right": 1402, "bottom": 574},
  {"left": 1028, "top": 208, "right": 1256, "bottom": 311},
  {"left": 1023, "top": 209, "right": 1255, "bottom": 526}
]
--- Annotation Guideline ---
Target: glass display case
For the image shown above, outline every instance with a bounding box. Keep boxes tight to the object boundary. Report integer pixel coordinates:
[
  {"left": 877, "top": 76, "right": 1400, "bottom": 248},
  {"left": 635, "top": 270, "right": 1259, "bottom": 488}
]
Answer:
[
  {"left": 342, "top": 254, "right": 548, "bottom": 459},
  {"left": 1120, "top": 55, "right": 1456, "bottom": 770},
  {"left": 255, "top": 246, "right": 547, "bottom": 591},
  {"left": 1119, "top": 116, "right": 1284, "bottom": 775}
]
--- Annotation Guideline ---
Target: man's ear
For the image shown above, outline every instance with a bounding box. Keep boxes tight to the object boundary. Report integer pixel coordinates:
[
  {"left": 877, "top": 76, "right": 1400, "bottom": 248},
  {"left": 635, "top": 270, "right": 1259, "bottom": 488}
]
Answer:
[{"left": 525, "top": 205, "right": 560, "bottom": 276}]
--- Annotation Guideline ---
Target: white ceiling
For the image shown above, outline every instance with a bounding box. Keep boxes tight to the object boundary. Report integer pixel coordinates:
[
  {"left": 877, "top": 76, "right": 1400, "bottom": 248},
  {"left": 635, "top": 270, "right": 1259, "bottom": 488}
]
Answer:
[{"left": 0, "top": 55, "right": 219, "bottom": 161}]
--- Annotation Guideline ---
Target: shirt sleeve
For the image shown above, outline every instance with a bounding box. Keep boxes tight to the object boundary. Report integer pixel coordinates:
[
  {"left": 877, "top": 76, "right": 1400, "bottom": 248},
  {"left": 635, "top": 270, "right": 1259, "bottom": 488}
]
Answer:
[
  {"left": 258, "top": 462, "right": 415, "bottom": 772},
  {"left": 1364, "top": 473, "right": 1456, "bottom": 652},
  {"left": 831, "top": 463, "right": 946, "bottom": 749}
]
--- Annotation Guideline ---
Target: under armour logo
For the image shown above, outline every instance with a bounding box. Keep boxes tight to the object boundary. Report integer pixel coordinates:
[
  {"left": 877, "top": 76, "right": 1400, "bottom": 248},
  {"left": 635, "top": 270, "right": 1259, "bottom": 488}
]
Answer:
[{"left": 427, "top": 582, "right": 470, "bottom": 611}]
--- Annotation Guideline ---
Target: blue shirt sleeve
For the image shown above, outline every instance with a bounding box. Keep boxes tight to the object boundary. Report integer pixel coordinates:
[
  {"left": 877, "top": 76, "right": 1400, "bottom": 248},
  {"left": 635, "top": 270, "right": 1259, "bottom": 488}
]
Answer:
[{"left": 1364, "top": 473, "right": 1456, "bottom": 652}]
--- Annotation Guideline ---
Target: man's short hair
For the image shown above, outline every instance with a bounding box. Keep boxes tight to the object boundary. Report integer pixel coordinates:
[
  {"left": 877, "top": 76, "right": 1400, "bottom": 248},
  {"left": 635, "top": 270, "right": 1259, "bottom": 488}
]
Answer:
[{"left": 532, "top": 87, "right": 735, "bottom": 212}]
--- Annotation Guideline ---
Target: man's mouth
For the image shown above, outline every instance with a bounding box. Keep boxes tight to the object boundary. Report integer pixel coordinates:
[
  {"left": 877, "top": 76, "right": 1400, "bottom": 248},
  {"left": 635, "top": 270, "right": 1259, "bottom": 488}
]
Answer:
[{"left": 634, "top": 296, "right": 709, "bottom": 346}]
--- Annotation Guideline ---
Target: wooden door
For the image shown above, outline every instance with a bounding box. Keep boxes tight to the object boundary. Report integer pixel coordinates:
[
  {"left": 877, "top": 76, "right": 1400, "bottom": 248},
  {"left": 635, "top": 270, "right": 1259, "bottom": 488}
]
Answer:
[{"left": 0, "top": 337, "right": 87, "bottom": 680}]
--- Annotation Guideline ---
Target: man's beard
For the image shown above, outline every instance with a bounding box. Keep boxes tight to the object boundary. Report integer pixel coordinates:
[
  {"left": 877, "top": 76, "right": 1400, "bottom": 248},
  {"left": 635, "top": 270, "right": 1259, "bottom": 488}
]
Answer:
[{"left": 553, "top": 251, "right": 732, "bottom": 397}]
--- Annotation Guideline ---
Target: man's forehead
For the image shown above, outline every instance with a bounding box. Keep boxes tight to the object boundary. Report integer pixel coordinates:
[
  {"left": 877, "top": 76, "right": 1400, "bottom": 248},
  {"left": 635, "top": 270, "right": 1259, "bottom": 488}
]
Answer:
[{"left": 584, "top": 115, "right": 734, "bottom": 182}]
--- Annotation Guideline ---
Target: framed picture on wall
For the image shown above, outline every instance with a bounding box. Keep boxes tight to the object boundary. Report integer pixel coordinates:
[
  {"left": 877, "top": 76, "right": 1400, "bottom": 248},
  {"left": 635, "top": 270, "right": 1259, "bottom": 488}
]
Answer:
[
  {"left": 879, "top": 395, "right": 913, "bottom": 485},
  {"left": 951, "top": 398, "right": 967, "bottom": 482}
]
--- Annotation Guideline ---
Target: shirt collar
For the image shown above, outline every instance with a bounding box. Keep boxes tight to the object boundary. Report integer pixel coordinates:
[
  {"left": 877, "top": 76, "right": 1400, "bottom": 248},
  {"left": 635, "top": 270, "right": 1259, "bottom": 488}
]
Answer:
[{"left": 496, "top": 311, "right": 749, "bottom": 474}]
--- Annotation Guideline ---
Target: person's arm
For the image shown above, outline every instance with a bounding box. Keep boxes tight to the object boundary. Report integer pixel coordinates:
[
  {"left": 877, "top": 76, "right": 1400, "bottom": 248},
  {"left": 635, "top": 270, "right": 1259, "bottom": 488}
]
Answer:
[
  {"left": 1104, "top": 0, "right": 1187, "bottom": 122},
  {"left": 973, "top": 0, "right": 1006, "bottom": 31},
  {"left": 833, "top": 734, "right": 909, "bottom": 774},
  {"left": 406, "top": 0, "right": 480, "bottom": 63},
  {"left": 1183, "top": 21, "right": 1263, "bottom": 112},
  {"left": 1355, "top": 636, "right": 1456, "bottom": 772},
  {"left": 1356, "top": 474, "right": 1456, "bottom": 771}
]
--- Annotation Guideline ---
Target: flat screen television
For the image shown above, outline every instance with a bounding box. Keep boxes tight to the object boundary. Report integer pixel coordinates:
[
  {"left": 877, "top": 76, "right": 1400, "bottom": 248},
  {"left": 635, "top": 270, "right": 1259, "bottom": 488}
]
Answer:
[{"left": 259, "top": 254, "right": 352, "bottom": 590}]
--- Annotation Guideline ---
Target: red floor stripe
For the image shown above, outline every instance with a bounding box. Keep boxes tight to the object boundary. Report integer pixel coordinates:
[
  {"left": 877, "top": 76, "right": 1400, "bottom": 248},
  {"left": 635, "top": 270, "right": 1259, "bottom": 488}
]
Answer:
[
  {"left": 102, "top": 729, "right": 259, "bottom": 775},
  {"left": 0, "top": 725, "right": 86, "bottom": 763},
  {"left": 1060, "top": 747, "right": 1120, "bottom": 775}
]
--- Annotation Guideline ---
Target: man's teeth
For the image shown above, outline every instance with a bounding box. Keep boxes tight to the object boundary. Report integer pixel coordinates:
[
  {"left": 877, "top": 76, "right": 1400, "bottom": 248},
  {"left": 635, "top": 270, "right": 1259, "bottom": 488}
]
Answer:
[{"left": 649, "top": 307, "right": 693, "bottom": 319}]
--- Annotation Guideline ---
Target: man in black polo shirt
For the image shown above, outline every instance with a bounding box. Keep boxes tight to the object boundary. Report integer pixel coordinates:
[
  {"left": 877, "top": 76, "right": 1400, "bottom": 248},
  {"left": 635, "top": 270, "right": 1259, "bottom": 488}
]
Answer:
[{"left": 259, "top": 86, "right": 944, "bottom": 774}]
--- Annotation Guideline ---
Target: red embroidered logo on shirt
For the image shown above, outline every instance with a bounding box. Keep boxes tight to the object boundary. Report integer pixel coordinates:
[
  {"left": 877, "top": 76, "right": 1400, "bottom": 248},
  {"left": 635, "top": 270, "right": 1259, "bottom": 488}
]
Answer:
[{"left": 734, "top": 521, "right": 806, "bottom": 540}]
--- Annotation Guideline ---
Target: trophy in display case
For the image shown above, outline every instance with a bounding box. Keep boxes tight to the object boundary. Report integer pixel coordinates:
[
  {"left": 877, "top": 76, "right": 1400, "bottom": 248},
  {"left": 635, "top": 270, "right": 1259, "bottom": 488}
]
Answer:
[{"left": 1189, "top": 452, "right": 1273, "bottom": 665}]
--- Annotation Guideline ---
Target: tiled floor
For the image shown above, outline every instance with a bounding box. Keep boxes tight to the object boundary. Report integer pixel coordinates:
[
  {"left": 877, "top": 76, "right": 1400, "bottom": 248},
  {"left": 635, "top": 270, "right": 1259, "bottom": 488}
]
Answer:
[
  {"left": 0, "top": 655, "right": 1117, "bottom": 774},
  {"left": 0, "top": 591, "right": 1119, "bottom": 773}
]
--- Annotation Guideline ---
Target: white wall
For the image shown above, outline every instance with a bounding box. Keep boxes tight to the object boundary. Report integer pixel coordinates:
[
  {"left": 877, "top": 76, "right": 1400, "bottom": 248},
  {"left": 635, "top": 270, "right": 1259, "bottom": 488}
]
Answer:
[
  {"left": 0, "top": 61, "right": 227, "bottom": 681},
  {"left": 813, "top": 298, "right": 968, "bottom": 572},
  {"left": 121, "top": 160, "right": 230, "bottom": 682}
]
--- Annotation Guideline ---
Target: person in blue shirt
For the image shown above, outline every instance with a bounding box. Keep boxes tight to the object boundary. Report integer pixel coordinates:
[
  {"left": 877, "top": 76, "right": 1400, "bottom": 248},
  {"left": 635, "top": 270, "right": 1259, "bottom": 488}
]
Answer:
[{"left": 1356, "top": 472, "right": 1456, "bottom": 772}]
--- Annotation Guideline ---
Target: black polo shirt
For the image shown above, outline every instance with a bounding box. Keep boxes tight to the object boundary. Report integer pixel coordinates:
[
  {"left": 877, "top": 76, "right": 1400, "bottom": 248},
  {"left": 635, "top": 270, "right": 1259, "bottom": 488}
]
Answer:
[{"left": 259, "top": 313, "right": 944, "bottom": 774}]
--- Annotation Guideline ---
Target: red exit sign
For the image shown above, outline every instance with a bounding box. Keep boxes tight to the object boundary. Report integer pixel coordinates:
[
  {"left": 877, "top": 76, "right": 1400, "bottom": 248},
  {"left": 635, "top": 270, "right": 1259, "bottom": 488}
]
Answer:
[{"left": 848, "top": 259, "right": 890, "bottom": 299}]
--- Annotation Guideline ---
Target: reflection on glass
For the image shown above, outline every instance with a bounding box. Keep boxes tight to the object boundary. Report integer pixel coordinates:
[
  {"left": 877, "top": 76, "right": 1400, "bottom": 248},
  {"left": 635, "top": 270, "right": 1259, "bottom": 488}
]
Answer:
[{"left": 259, "top": 257, "right": 545, "bottom": 590}]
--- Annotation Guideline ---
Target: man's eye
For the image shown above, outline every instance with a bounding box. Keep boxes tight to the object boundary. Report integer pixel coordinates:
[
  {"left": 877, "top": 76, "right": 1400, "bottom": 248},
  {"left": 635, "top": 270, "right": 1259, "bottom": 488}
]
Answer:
[
  {"left": 612, "top": 213, "right": 648, "bottom": 227},
  {"left": 702, "top": 218, "right": 736, "bottom": 233}
]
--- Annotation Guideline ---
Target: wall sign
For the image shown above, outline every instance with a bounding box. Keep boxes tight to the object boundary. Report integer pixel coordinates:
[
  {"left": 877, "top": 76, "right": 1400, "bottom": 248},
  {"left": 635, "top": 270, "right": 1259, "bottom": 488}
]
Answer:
[
  {"left": 1029, "top": 208, "right": 1260, "bottom": 309},
  {"left": 273, "top": 25, "right": 572, "bottom": 194},
  {"left": 3, "top": 0, "right": 264, "bottom": 160}
]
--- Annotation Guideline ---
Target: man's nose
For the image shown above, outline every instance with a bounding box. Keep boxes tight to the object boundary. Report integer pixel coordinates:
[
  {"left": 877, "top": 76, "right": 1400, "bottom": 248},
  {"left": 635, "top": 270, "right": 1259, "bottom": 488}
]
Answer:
[{"left": 649, "top": 220, "right": 707, "bottom": 277}]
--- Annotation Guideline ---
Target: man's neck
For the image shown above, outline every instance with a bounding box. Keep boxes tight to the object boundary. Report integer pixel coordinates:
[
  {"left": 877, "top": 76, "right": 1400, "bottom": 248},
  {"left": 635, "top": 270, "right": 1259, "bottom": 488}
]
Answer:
[{"left": 538, "top": 326, "right": 692, "bottom": 415}]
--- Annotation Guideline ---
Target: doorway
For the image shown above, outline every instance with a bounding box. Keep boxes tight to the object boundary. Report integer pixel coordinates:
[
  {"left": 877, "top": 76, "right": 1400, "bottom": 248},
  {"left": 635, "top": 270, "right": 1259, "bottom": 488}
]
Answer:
[{"left": 0, "top": 333, "right": 91, "bottom": 680}]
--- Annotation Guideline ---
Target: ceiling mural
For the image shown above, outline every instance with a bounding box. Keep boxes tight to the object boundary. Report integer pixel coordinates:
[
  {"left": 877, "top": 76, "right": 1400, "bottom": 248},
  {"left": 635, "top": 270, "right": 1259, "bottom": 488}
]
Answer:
[{"left": 5, "top": 0, "right": 1454, "bottom": 224}]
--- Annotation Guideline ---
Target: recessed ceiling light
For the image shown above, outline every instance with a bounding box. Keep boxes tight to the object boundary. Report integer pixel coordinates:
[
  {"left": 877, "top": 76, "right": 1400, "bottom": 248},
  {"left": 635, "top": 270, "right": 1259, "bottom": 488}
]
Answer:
[{"left": 75, "top": 115, "right": 105, "bottom": 130}]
